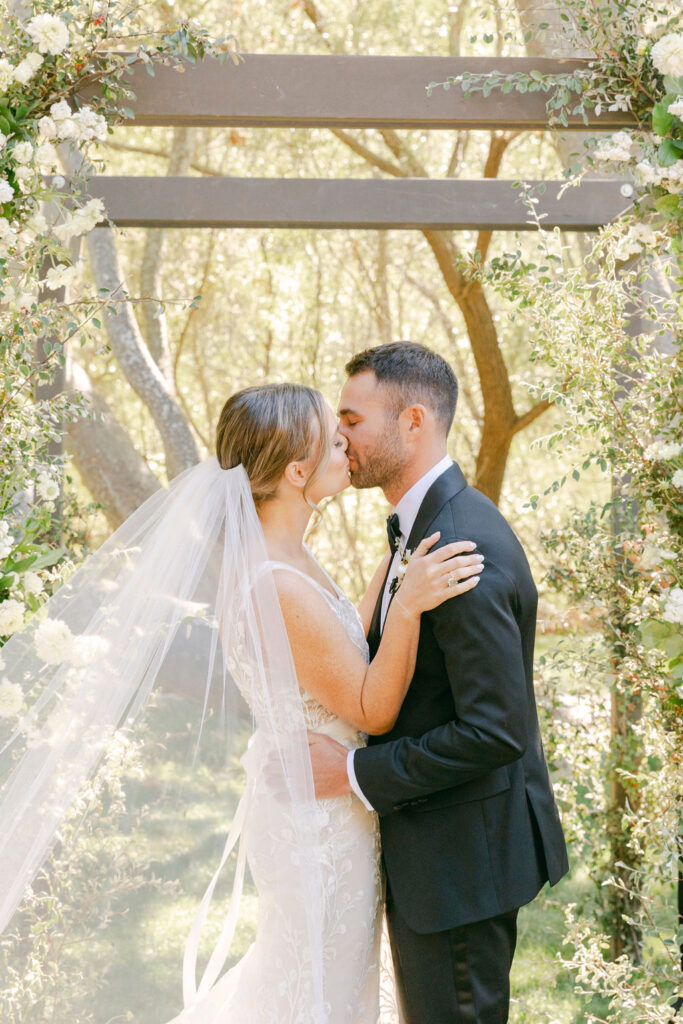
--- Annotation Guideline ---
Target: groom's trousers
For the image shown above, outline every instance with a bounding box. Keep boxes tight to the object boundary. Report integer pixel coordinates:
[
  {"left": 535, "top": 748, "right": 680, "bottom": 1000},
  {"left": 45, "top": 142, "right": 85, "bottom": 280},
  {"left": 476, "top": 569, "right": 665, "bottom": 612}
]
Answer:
[{"left": 386, "top": 881, "right": 518, "bottom": 1024}]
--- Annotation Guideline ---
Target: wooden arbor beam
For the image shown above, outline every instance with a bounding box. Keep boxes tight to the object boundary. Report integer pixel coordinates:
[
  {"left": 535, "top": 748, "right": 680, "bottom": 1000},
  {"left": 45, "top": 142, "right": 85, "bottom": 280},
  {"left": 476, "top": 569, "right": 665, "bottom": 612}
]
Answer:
[
  {"left": 79, "top": 176, "right": 634, "bottom": 230},
  {"left": 81, "top": 55, "right": 637, "bottom": 131}
]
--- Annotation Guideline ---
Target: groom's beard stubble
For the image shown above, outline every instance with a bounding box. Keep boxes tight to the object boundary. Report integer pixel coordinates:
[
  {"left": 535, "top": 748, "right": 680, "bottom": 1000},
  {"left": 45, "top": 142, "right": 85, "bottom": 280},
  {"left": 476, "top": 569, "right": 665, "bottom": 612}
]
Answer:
[{"left": 347, "top": 424, "right": 408, "bottom": 492}]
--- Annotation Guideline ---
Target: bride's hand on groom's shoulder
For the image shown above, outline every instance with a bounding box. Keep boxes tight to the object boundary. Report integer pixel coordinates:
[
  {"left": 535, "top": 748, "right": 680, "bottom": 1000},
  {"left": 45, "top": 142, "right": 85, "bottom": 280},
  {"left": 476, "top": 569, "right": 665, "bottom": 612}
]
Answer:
[{"left": 396, "top": 533, "right": 484, "bottom": 617}]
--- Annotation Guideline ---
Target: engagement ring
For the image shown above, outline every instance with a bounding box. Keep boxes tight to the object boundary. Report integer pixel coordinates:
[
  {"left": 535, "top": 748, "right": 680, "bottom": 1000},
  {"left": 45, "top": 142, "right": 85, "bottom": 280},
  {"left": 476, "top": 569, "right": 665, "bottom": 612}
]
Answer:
[{"left": 447, "top": 574, "right": 458, "bottom": 589}]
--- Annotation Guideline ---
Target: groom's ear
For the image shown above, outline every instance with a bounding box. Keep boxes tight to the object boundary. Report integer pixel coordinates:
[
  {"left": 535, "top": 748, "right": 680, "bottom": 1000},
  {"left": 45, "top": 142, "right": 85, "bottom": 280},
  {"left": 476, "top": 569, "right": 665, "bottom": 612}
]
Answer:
[{"left": 400, "top": 403, "right": 427, "bottom": 435}]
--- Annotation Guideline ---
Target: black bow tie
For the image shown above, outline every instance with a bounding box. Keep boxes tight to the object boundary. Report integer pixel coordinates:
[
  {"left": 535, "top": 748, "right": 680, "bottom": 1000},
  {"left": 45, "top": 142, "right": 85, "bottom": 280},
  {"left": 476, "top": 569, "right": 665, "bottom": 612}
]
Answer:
[{"left": 386, "top": 513, "right": 401, "bottom": 556}]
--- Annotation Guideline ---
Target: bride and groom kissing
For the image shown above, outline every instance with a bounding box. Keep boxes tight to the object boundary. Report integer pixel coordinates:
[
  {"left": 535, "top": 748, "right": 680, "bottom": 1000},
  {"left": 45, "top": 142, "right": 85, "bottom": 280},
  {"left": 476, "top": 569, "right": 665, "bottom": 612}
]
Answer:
[
  {"left": 0, "top": 339, "right": 568, "bottom": 1024},
  {"left": 204, "top": 340, "right": 569, "bottom": 1023}
]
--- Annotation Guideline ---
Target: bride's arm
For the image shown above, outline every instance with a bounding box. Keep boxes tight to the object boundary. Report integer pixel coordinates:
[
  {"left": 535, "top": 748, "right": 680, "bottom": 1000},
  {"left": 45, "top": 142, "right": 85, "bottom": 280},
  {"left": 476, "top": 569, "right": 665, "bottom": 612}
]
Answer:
[
  {"left": 356, "top": 551, "right": 391, "bottom": 637},
  {"left": 275, "top": 537, "right": 483, "bottom": 735}
]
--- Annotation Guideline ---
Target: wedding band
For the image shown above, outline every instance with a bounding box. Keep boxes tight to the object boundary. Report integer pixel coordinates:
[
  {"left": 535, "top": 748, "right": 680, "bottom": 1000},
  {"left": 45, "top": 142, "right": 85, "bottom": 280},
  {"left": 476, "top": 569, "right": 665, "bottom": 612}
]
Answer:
[{"left": 447, "top": 574, "right": 458, "bottom": 589}]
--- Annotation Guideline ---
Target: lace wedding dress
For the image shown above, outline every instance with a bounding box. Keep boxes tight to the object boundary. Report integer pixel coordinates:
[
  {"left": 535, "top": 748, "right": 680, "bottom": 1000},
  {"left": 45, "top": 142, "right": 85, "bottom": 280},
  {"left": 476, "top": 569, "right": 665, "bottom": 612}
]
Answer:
[{"left": 172, "top": 556, "right": 395, "bottom": 1024}]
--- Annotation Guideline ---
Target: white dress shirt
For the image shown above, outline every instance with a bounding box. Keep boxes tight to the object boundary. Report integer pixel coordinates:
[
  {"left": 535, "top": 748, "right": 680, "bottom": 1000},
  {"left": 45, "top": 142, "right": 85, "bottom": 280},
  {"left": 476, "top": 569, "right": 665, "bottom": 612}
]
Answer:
[{"left": 347, "top": 455, "right": 454, "bottom": 811}]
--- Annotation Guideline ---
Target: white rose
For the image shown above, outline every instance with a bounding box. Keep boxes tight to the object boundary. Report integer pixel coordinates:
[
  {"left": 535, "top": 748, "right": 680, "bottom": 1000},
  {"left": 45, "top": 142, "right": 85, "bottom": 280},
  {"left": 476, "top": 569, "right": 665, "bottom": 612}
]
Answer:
[
  {"left": 12, "top": 53, "right": 43, "bottom": 85},
  {"left": 34, "top": 142, "right": 58, "bottom": 171},
  {"left": 49, "top": 100, "right": 71, "bottom": 122},
  {"left": 669, "top": 97, "right": 683, "bottom": 118},
  {"left": 22, "top": 571, "right": 43, "bottom": 596},
  {"left": 56, "top": 118, "right": 79, "bottom": 141},
  {"left": 72, "top": 107, "right": 108, "bottom": 142},
  {"left": 25, "top": 14, "right": 70, "bottom": 56},
  {"left": 0, "top": 179, "right": 14, "bottom": 203},
  {"left": 635, "top": 160, "right": 661, "bottom": 185},
  {"left": 0, "top": 59, "right": 14, "bottom": 93},
  {"left": 651, "top": 33, "right": 683, "bottom": 78},
  {"left": 0, "top": 599, "right": 25, "bottom": 636},
  {"left": 14, "top": 166, "right": 32, "bottom": 180},
  {"left": 662, "top": 587, "right": 683, "bottom": 625},
  {"left": 38, "top": 116, "right": 57, "bottom": 139},
  {"left": 34, "top": 617, "right": 74, "bottom": 664},
  {"left": 44, "top": 263, "right": 80, "bottom": 292},
  {"left": 0, "top": 679, "right": 23, "bottom": 718},
  {"left": 13, "top": 60, "right": 35, "bottom": 86},
  {"left": 12, "top": 141, "right": 33, "bottom": 164},
  {"left": 673, "top": 469, "right": 683, "bottom": 488}
]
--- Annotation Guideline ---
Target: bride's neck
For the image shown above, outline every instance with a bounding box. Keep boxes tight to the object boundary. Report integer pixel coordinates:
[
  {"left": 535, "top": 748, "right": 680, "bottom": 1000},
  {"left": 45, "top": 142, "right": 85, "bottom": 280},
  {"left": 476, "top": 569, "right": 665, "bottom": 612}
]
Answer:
[{"left": 257, "top": 492, "right": 313, "bottom": 561}]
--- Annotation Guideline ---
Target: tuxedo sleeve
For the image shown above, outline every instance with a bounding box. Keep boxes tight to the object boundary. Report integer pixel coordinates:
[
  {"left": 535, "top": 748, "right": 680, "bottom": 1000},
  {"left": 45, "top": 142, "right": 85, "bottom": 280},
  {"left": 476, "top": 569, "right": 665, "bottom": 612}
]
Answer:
[{"left": 352, "top": 557, "right": 529, "bottom": 817}]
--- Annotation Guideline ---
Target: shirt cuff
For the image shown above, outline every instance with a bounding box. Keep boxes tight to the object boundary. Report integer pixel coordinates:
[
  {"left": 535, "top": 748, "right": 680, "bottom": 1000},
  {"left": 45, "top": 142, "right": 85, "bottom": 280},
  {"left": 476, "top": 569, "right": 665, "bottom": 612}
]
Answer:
[{"left": 347, "top": 749, "right": 374, "bottom": 811}]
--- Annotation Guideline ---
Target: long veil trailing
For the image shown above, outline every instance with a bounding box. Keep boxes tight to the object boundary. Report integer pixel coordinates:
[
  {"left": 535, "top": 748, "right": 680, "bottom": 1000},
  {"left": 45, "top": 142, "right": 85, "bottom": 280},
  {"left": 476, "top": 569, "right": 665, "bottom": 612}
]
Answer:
[{"left": 0, "top": 457, "right": 326, "bottom": 1022}]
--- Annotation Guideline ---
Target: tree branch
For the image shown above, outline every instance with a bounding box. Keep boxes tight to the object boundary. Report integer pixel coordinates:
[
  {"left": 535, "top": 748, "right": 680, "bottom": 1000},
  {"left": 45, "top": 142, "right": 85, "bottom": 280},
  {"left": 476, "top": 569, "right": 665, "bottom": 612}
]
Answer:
[{"left": 330, "top": 128, "right": 406, "bottom": 177}]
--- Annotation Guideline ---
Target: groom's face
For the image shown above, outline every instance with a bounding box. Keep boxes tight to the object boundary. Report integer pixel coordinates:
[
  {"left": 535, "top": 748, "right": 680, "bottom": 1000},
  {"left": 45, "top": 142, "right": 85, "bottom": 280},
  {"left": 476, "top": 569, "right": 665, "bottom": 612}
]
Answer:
[{"left": 337, "top": 371, "right": 409, "bottom": 490}]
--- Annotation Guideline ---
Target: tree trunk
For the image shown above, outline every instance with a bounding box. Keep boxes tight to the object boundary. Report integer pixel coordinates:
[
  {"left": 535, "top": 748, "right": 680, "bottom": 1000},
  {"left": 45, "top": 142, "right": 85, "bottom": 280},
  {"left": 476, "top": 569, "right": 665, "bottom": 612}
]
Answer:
[
  {"left": 139, "top": 126, "right": 195, "bottom": 385},
  {"left": 64, "top": 360, "right": 161, "bottom": 527},
  {"left": 58, "top": 144, "right": 199, "bottom": 481}
]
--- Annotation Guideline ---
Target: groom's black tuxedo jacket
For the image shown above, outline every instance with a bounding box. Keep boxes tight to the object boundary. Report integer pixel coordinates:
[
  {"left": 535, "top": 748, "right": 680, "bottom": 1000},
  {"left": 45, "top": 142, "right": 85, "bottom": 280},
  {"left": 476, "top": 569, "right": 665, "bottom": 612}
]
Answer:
[{"left": 353, "top": 462, "right": 569, "bottom": 935}]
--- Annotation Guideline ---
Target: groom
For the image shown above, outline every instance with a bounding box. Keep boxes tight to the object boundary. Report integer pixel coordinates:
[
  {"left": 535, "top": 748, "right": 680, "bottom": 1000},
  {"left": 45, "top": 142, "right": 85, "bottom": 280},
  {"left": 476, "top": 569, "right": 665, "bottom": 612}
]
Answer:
[{"left": 309, "top": 341, "right": 569, "bottom": 1023}]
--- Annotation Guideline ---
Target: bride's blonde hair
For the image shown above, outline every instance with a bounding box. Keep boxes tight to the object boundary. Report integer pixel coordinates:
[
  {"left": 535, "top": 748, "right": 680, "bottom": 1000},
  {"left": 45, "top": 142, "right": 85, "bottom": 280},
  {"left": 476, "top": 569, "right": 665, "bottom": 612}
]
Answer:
[{"left": 215, "top": 383, "right": 330, "bottom": 508}]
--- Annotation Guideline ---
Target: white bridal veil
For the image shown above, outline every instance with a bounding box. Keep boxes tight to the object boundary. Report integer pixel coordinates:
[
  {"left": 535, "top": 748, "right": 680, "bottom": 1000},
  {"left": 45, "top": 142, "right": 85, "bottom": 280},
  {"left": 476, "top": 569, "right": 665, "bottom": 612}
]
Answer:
[{"left": 0, "top": 457, "right": 326, "bottom": 1022}]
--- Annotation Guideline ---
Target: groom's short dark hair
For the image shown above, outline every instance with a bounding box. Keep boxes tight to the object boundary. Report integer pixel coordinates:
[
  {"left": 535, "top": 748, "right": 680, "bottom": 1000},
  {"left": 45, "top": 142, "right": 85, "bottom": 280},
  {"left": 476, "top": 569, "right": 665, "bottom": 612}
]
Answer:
[{"left": 345, "top": 342, "right": 458, "bottom": 434}]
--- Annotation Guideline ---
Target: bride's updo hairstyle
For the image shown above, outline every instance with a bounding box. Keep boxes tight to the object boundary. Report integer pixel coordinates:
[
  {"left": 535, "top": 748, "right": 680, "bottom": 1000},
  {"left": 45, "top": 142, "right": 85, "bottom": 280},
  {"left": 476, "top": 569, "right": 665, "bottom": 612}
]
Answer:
[{"left": 215, "top": 383, "right": 330, "bottom": 507}]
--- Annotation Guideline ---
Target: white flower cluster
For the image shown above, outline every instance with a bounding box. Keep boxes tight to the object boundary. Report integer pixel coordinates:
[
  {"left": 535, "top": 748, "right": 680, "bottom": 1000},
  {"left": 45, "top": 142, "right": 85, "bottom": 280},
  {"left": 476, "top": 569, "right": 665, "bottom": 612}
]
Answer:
[
  {"left": 0, "top": 520, "right": 13, "bottom": 560},
  {"left": 614, "top": 222, "right": 659, "bottom": 260},
  {"left": 662, "top": 587, "right": 683, "bottom": 625},
  {"left": 44, "top": 262, "right": 82, "bottom": 291},
  {"left": 0, "top": 52, "right": 43, "bottom": 93},
  {"left": 594, "top": 131, "right": 633, "bottom": 163},
  {"left": 643, "top": 439, "right": 683, "bottom": 461},
  {"left": 0, "top": 598, "right": 25, "bottom": 636},
  {"left": 34, "top": 617, "right": 110, "bottom": 665},
  {"left": 651, "top": 33, "right": 683, "bottom": 78},
  {"left": 673, "top": 469, "right": 683, "bottom": 489},
  {"left": 635, "top": 157, "right": 683, "bottom": 194},
  {"left": 36, "top": 471, "right": 60, "bottom": 500},
  {"left": 39, "top": 101, "right": 107, "bottom": 145},
  {"left": 0, "top": 678, "right": 23, "bottom": 719},
  {"left": 669, "top": 97, "right": 683, "bottom": 118},
  {"left": 54, "top": 198, "right": 105, "bottom": 243},
  {"left": 25, "top": 14, "right": 70, "bottom": 56},
  {"left": 22, "top": 570, "right": 43, "bottom": 596}
]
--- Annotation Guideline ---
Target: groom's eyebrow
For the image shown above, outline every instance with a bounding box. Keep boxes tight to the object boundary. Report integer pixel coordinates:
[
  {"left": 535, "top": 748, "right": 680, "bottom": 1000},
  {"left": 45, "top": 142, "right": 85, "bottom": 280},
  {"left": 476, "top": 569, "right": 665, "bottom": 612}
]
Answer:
[{"left": 338, "top": 406, "right": 360, "bottom": 418}]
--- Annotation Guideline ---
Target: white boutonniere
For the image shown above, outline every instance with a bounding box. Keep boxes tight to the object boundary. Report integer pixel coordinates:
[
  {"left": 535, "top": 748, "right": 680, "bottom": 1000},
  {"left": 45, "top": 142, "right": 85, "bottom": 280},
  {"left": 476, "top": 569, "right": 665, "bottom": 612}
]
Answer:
[{"left": 389, "top": 541, "right": 413, "bottom": 597}]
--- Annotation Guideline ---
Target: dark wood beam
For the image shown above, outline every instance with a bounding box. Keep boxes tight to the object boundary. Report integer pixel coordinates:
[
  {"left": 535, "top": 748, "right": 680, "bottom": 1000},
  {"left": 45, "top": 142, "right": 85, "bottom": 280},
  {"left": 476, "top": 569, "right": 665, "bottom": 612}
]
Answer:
[
  {"left": 80, "top": 55, "right": 636, "bottom": 130},
  {"left": 74, "top": 176, "right": 633, "bottom": 230}
]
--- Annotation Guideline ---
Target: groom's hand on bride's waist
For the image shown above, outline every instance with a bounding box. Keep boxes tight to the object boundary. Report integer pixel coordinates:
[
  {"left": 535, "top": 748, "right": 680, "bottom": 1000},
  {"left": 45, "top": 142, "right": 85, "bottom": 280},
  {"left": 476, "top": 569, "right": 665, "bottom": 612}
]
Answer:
[{"left": 307, "top": 732, "right": 352, "bottom": 799}]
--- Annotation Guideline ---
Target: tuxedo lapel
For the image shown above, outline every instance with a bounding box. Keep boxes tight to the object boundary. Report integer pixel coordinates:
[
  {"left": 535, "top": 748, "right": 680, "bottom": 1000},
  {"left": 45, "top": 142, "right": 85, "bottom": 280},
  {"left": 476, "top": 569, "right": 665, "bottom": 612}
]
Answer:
[
  {"left": 405, "top": 462, "right": 468, "bottom": 554},
  {"left": 368, "top": 463, "right": 469, "bottom": 658},
  {"left": 368, "top": 558, "right": 393, "bottom": 658}
]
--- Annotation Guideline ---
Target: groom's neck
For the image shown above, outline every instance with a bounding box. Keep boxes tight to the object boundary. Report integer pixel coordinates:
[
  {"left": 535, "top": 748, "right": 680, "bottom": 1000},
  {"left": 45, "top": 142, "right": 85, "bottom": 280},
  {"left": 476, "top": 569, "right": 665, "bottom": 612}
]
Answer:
[{"left": 383, "top": 447, "right": 449, "bottom": 508}]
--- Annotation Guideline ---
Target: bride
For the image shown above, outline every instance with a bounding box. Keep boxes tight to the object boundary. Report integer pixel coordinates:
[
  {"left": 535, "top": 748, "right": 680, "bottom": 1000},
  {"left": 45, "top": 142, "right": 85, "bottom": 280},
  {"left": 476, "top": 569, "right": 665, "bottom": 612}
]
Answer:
[{"left": 0, "top": 382, "right": 482, "bottom": 1024}]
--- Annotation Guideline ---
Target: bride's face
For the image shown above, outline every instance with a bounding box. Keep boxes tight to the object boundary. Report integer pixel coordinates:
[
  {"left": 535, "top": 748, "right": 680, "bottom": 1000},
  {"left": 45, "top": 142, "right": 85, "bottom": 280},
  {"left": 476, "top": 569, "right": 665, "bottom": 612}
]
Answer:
[{"left": 305, "top": 405, "right": 350, "bottom": 503}]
